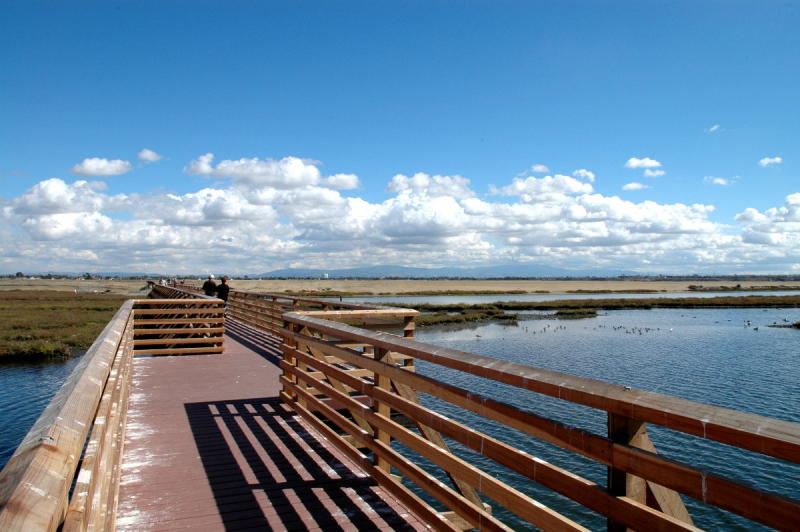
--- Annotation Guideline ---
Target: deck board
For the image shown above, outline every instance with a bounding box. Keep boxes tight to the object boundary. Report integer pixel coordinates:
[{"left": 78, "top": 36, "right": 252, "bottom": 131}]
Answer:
[{"left": 116, "top": 320, "right": 428, "bottom": 531}]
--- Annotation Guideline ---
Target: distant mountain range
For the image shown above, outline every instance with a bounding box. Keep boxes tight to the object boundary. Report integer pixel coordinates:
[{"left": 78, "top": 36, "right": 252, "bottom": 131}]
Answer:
[
  {"left": 15, "top": 266, "right": 800, "bottom": 281},
  {"left": 259, "top": 264, "right": 632, "bottom": 279}
]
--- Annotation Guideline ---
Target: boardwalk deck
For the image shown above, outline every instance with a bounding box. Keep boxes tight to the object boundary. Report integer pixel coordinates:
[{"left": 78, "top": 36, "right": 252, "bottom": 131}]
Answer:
[{"left": 116, "top": 320, "right": 429, "bottom": 531}]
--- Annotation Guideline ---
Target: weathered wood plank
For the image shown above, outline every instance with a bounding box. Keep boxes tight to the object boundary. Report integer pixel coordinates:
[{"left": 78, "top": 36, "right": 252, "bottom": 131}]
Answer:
[
  {"left": 134, "top": 298, "right": 222, "bottom": 305},
  {"left": 133, "top": 346, "right": 224, "bottom": 356},
  {"left": 133, "top": 318, "right": 224, "bottom": 325},
  {"left": 133, "top": 337, "right": 223, "bottom": 346},
  {"left": 132, "top": 327, "right": 225, "bottom": 335},
  {"left": 132, "top": 308, "right": 224, "bottom": 316}
]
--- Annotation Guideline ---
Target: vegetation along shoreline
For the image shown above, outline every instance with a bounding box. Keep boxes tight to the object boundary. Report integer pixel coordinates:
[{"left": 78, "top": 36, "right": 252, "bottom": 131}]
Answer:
[
  {"left": 405, "top": 295, "right": 800, "bottom": 327},
  {"left": 2, "top": 291, "right": 800, "bottom": 360}
]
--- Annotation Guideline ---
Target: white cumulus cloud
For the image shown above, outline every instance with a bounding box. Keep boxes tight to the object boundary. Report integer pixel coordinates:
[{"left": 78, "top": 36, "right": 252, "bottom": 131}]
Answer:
[
  {"left": 622, "top": 182, "right": 649, "bottom": 191},
  {"left": 138, "top": 149, "right": 163, "bottom": 163},
  {"left": 321, "top": 173, "right": 360, "bottom": 190},
  {"left": 704, "top": 176, "right": 733, "bottom": 186},
  {"left": 492, "top": 174, "right": 593, "bottom": 202},
  {"left": 185, "top": 153, "right": 323, "bottom": 188},
  {"left": 531, "top": 164, "right": 550, "bottom": 173},
  {"left": 644, "top": 169, "right": 666, "bottom": 178},
  {"left": 5, "top": 151, "right": 800, "bottom": 274},
  {"left": 625, "top": 157, "right": 662, "bottom": 169},
  {"left": 71, "top": 157, "right": 133, "bottom": 177},
  {"left": 759, "top": 156, "right": 783, "bottom": 167},
  {"left": 184, "top": 153, "right": 357, "bottom": 190},
  {"left": 572, "top": 169, "right": 595, "bottom": 182},
  {"left": 387, "top": 173, "right": 475, "bottom": 199}
]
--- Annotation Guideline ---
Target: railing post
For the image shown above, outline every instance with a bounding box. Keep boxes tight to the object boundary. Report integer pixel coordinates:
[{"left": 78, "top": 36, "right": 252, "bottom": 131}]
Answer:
[
  {"left": 282, "top": 321, "right": 300, "bottom": 403},
  {"left": 606, "top": 413, "right": 647, "bottom": 532},
  {"left": 373, "top": 347, "right": 392, "bottom": 472},
  {"left": 402, "top": 316, "right": 416, "bottom": 372}
]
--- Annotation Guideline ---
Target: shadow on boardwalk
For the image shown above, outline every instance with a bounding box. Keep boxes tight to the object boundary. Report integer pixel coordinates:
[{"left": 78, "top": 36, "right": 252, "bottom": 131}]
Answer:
[
  {"left": 185, "top": 396, "right": 419, "bottom": 530},
  {"left": 224, "top": 320, "right": 282, "bottom": 365}
]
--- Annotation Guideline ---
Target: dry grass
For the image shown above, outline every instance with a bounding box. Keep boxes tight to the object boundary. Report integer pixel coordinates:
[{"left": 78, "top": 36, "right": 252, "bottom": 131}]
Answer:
[
  {"left": 0, "top": 291, "right": 127, "bottom": 359},
  {"left": 4, "top": 278, "right": 800, "bottom": 296}
]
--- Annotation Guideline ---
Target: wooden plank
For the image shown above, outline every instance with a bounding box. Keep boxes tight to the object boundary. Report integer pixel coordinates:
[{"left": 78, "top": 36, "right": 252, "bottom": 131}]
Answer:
[
  {"left": 133, "top": 346, "right": 224, "bottom": 356},
  {"left": 0, "top": 301, "right": 133, "bottom": 531},
  {"left": 281, "top": 314, "right": 800, "bottom": 464},
  {"left": 62, "top": 317, "right": 130, "bottom": 532},
  {"left": 607, "top": 414, "right": 649, "bottom": 532},
  {"left": 101, "top": 320, "right": 134, "bottom": 530},
  {"left": 298, "top": 309, "right": 419, "bottom": 319},
  {"left": 133, "top": 327, "right": 225, "bottom": 335},
  {"left": 133, "top": 318, "right": 224, "bottom": 325},
  {"left": 373, "top": 348, "right": 392, "bottom": 473},
  {"left": 134, "top": 298, "right": 222, "bottom": 305},
  {"left": 133, "top": 308, "right": 224, "bottom": 316},
  {"left": 133, "top": 337, "right": 223, "bottom": 346}
]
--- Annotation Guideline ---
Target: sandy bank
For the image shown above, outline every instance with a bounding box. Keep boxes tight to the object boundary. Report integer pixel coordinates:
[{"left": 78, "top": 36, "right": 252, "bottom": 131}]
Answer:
[{"left": 4, "top": 278, "right": 799, "bottom": 296}]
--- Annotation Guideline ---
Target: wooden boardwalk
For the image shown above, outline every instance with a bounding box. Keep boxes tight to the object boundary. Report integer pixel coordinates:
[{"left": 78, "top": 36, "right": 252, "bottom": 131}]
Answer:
[{"left": 116, "top": 320, "right": 429, "bottom": 531}]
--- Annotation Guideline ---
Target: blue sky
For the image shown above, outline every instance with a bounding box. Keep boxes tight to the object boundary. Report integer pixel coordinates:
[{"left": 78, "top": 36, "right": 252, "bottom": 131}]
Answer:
[{"left": 1, "top": 1, "right": 798, "bottom": 274}]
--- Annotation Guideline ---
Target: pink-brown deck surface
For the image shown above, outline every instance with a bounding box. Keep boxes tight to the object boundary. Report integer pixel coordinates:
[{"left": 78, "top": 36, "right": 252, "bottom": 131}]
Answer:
[{"left": 116, "top": 320, "right": 430, "bottom": 531}]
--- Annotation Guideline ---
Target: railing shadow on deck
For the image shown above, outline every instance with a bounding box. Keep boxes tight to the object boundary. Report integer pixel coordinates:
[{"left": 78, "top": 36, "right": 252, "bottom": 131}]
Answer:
[
  {"left": 184, "top": 397, "right": 419, "bottom": 531},
  {"left": 224, "top": 320, "right": 282, "bottom": 366}
]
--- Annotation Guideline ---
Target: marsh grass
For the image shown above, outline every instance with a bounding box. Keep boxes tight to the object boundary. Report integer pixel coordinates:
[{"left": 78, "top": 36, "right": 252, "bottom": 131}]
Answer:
[
  {"left": 284, "top": 289, "right": 535, "bottom": 297},
  {"left": 405, "top": 295, "right": 800, "bottom": 327},
  {"left": 405, "top": 294, "right": 800, "bottom": 313},
  {"left": 0, "top": 291, "right": 127, "bottom": 360}
]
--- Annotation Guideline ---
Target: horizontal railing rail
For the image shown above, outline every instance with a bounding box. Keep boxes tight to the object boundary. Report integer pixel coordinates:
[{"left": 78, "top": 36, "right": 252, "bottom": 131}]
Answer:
[
  {"left": 133, "top": 293, "right": 225, "bottom": 356},
  {"left": 223, "top": 288, "right": 418, "bottom": 341}
]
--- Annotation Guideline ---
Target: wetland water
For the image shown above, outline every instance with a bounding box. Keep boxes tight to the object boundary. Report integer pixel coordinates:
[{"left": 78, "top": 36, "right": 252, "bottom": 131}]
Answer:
[
  {"left": 0, "top": 355, "right": 84, "bottom": 469},
  {"left": 1, "top": 294, "right": 798, "bottom": 530},
  {"left": 408, "top": 306, "right": 800, "bottom": 530}
]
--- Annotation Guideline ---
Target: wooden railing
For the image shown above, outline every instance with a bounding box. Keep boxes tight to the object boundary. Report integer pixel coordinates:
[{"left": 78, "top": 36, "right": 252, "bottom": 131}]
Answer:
[
  {"left": 136, "top": 284, "right": 225, "bottom": 356},
  {"left": 0, "top": 302, "right": 134, "bottom": 530},
  {"left": 276, "top": 311, "right": 800, "bottom": 531},
  {"left": 0, "top": 291, "right": 225, "bottom": 530}
]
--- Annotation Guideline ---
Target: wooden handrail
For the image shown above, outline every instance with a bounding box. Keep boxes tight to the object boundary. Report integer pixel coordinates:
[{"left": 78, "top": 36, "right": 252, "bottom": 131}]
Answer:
[{"left": 0, "top": 301, "right": 133, "bottom": 530}]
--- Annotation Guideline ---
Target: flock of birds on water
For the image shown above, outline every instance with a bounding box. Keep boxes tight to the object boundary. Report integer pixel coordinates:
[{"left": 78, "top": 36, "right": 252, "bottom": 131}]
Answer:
[{"left": 472, "top": 313, "right": 797, "bottom": 338}]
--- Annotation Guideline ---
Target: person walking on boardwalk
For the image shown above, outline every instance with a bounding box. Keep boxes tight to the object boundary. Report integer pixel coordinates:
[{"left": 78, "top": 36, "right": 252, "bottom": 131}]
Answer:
[
  {"left": 202, "top": 275, "right": 217, "bottom": 296},
  {"left": 215, "top": 276, "right": 230, "bottom": 303}
]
